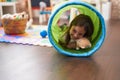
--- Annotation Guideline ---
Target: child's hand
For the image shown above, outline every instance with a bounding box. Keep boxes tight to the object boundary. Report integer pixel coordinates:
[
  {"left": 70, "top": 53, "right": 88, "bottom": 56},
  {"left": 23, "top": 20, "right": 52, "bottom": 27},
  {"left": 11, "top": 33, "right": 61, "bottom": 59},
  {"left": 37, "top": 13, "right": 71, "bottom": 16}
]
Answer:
[{"left": 67, "top": 42, "right": 76, "bottom": 49}]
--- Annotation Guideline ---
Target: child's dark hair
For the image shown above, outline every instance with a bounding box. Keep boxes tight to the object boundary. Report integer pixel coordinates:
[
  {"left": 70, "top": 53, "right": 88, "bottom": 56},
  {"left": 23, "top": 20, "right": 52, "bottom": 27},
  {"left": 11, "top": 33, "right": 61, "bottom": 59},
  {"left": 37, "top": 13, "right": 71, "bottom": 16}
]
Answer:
[
  {"left": 66, "top": 14, "right": 94, "bottom": 41},
  {"left": 70, "top": 14, "right": 94, "bottom": 38}
]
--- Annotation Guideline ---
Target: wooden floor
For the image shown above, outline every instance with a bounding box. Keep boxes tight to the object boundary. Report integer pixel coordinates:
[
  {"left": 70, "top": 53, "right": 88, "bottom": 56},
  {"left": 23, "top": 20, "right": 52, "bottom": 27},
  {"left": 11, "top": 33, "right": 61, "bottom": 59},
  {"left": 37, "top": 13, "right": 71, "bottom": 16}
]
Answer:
[{"left": 0, "top": 19, "right": 120, "bottom": 80}]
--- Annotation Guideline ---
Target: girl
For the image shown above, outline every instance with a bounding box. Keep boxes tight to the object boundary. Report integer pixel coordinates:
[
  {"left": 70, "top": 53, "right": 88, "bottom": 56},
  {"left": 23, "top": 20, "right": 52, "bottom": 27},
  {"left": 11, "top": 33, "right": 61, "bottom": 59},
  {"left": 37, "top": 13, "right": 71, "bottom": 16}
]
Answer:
[{"left": 59, "top": 14, "right": 94, "bottom": 49}]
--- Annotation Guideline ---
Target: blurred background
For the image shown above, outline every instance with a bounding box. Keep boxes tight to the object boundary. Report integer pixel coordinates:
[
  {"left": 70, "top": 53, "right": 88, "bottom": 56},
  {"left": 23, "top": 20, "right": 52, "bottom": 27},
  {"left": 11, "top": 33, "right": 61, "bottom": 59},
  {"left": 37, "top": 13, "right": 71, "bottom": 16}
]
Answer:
[{"left": 0, "top": 0, "right": 120, "bottom": 25}]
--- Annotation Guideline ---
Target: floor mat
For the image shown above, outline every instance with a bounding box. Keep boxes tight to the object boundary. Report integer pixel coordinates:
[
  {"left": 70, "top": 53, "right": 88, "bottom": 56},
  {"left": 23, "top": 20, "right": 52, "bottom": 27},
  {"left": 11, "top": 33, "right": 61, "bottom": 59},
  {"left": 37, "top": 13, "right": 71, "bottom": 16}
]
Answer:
[{"left": 0, "top": 25, "right": 52, "bottom": 47}]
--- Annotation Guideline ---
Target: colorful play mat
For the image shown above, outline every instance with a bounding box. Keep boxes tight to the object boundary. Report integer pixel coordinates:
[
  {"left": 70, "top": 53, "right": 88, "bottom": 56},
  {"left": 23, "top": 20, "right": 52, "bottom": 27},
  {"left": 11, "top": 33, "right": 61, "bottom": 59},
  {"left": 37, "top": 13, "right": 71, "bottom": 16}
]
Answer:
[{"left": 0, "top": 25, "right": 52, "bottom": 47}]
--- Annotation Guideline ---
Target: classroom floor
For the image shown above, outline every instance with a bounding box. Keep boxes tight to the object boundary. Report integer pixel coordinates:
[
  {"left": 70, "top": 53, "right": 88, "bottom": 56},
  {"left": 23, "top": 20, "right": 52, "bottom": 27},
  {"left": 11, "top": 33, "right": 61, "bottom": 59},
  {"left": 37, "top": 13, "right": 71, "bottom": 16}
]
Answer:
[{"left": 0, "top": 19, "right": 120, "bottom": 80}]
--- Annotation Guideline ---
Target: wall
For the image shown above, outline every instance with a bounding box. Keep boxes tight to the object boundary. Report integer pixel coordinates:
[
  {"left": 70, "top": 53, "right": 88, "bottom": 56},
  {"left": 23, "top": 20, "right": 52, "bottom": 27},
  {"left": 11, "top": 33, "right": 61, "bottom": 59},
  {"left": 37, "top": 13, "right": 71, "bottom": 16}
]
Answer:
[{"left": 111, "top": 0, "right": 120, "bottom": 19}]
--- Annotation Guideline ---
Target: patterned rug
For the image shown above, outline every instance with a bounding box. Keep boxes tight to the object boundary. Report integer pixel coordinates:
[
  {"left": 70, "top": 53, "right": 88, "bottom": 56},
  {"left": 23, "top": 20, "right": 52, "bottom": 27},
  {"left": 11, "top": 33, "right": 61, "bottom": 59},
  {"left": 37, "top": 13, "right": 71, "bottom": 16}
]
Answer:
[{"left": 0, "top": 25, "right": 52, "bottom": 47}]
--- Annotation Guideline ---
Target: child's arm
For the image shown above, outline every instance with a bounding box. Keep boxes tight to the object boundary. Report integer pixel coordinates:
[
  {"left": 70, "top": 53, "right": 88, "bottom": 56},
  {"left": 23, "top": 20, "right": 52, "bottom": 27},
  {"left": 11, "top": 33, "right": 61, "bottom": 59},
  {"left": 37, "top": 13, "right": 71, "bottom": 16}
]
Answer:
[
  {"left": 67, "top": 42, "right": 76, "bottom": 49},
  {"left": 66, "top": 40, "right": 76, "bottom": 49}
]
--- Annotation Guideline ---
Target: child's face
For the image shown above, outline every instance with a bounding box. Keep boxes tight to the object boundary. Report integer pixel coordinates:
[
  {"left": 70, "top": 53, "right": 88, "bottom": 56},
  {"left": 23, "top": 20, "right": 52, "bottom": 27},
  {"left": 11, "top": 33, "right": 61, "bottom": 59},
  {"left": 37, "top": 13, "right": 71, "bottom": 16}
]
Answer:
[{"left": 69, "top": 26, "right": 86, "bottom": 40}]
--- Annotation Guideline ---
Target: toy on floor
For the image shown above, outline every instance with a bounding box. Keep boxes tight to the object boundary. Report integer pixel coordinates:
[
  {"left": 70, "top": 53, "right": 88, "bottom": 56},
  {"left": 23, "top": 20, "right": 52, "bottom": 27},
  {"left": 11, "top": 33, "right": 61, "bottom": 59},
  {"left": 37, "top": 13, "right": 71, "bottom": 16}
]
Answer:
[
  {"left": 40, "top": 30, "right": 47, "bottom": 38},
  {"left": 1, "top": 12, "right": 28, "bottom": 20},
  {"left": 76, "top": 38, "right": 91, "bottom": 50},
  {"left": 1, "top": 12, "right": 28, "bottom": 34}
]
